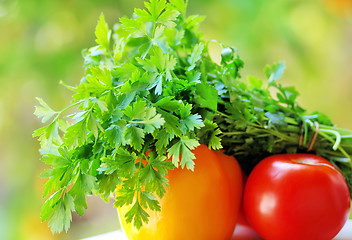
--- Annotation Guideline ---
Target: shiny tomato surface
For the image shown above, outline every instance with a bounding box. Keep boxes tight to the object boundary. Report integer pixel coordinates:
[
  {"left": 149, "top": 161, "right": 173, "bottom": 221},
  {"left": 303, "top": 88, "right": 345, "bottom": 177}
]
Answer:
[
  {"left": 243, "top": 154, "right": 350, "bottom": 240},
  {"left": 119, "top": 144, "right": 243, "bottom": 240}
]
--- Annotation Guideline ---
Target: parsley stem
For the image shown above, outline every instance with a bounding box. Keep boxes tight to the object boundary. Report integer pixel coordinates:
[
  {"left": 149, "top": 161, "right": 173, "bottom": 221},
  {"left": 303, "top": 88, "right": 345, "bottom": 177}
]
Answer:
[
  {"left": 58, "top": 100, "right": 84, "bottom": 118},
  {"left": 259, "top": 129, "right": 297, "bottom": 143},
  {"left": 319, "top": 129, "right": 341, "bottom": 151},
  {"left": 318, "top": 132, "right": 352, "bottom": 168},
  {"left": 152, "top": 22, "right": 156, "bottom": 39},
  {"left": 220, "top": 132, "right": 246, "bottom": 136}
]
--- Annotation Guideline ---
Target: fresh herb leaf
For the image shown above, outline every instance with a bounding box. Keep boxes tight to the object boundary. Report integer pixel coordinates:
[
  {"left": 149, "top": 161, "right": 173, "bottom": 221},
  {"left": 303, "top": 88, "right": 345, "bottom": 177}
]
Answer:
[
  {"left": 97, "top": 172, "right": 121, "bottom": 202},
  {"left": 187, "top": 42, "right": 204, "bottom": 71},
  {"left": 168, "top": 137, "right": 199, "bottom": 170},
  {"left": 41, "top": 191, "right": 75, "bottom": 233},
  {"left": 34, "top": 97, "right": 58, "bottom": 123},
  {"left": 265, "top": 61, "right": 285, "bottom": 85},
  {"left": 95, "top": 13, "right": 111, "bottom": 51},
  {"left": 69, "top": 173, "right": 96, "bottom": 216},
  {"left": 124, "top": 201, "right": 149, "bottom": 230},
  {"left": 194, "top": 83, "right": 218, "bottom": 112},
  {"left": 198, "top": 119, "right": 222, "bottom": 150},
  {"left": 125, "top": 125, "right": 145, "bottom": 151}
]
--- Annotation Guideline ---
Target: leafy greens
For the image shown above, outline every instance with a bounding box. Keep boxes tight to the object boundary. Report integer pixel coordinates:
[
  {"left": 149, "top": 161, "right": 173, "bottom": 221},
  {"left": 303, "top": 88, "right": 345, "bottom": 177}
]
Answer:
[{"left": 34, "top": 0, "right": 352, "bottom": 233}]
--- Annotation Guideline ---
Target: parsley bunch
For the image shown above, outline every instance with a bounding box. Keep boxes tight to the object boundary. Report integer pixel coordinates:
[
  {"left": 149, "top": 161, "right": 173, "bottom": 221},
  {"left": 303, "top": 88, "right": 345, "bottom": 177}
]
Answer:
[{"left": 34, "top": 0, "right": 352, "bottom": 233}]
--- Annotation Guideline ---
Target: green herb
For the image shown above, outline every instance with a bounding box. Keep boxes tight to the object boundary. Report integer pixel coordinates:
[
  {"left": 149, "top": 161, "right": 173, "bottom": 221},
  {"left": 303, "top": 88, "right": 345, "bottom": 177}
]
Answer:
[{"left": 34, "top": 0, "right": 352, "bottom": 233}]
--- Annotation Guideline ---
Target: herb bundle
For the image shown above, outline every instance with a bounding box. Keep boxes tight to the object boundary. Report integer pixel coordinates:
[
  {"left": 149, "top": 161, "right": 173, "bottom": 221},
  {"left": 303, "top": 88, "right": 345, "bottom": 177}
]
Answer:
[{"left": 34, "top": 0, "right": 352, "bottom": 233}]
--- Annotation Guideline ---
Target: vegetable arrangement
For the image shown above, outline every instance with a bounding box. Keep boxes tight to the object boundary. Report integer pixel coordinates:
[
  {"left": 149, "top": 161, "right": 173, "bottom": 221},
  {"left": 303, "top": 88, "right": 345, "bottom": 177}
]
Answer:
[{"left": 33, "top": 0, "right": 352, "bottom": 238}]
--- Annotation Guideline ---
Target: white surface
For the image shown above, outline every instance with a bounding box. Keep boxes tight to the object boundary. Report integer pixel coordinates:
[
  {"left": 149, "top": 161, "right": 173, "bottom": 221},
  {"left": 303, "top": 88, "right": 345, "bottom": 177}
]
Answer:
[
  {"left": 83, "top": 230, "right": 128, "bottom": 240},
  {"left": 335, "top": 220, "right": 352, "bottom": 240},
  {"left": 84, "top": 220, "right": 352, "bottom": 240}
]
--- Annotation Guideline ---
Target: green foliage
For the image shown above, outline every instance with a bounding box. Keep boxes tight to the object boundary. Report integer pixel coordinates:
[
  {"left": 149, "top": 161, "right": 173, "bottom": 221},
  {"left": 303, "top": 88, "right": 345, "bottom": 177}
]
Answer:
[
  {"left": 34, "top": 97, "right": 58, "bottom": 123},
  {"left": 95, "top": 14, "right": 111, "bottom": 52},
  {"left": 34, "top": 0, "right": 352, "bottom": 234}
]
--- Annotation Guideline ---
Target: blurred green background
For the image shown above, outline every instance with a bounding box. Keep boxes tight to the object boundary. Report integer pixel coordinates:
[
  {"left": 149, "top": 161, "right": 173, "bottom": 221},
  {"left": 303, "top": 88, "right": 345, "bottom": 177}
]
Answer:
[{"left": 0, "top": 0, "right": 351, "bottom": 239}]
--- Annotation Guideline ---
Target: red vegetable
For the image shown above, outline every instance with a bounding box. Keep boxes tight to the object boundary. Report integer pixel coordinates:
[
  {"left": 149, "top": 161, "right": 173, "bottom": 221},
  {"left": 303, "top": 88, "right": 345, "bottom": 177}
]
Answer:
[{"left": 243, "top": 153, "right": 350, "bottom": 240}]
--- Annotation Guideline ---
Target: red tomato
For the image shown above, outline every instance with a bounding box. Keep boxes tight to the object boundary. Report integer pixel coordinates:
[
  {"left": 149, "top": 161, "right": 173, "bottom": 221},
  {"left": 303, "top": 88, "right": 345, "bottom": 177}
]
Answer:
[
  {"left": 243, "top": 154, "right": 351, "bottom": 240},
  {"left": 119, "top": 144, "right": 243, "bottom": 240}
]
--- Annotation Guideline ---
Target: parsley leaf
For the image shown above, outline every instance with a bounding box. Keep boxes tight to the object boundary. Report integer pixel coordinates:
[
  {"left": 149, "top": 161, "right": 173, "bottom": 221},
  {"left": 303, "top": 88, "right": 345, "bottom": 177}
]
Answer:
[
  {"left": 194, "top": 83, "right": 218, "bottom": 112},
  {"left": 187, "top": 42, "right": 204, "bottom": 71},
  {"left": 198, "top": 119, "right": 222, "bottom": 150},
  {"left": 125, "top": 125, "right": 145, "bottom": 151},
  {"left": 41, "top": 191, "right": 75, "bottom": 233},
  {"left": 265, "top": 61, "right": 285, "bottom": 85},
  {"left": 124, "top": 201, "right": 149, "bottom": 230},
  {"left": 95, "top": 13, "right": 111, "bottom": 51},
  {"left": 69, "top": 173, "right": 96, "bottom": 216},
  {"left": 168, "top": 137, "right": 199, "bottom": 170},
  {"left": 34, "top": 97, "right": 58, "bottom": 123}
]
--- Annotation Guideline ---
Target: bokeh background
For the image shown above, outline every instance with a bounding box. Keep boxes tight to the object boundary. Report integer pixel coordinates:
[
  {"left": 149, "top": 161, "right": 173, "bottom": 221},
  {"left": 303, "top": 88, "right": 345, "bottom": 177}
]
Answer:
[{"left": 0, "top": 0, "right": 351, "bottom": 239}]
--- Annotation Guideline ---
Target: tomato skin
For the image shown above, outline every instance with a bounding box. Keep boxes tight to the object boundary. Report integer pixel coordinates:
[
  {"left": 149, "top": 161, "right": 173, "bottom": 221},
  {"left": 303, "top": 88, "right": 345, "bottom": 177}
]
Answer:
[
  {"left": 243, "top": 154, "right": 351, "bottom": 240},
  {"left": 118, "top": 144, "right": 243, "bottom": 240}
]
